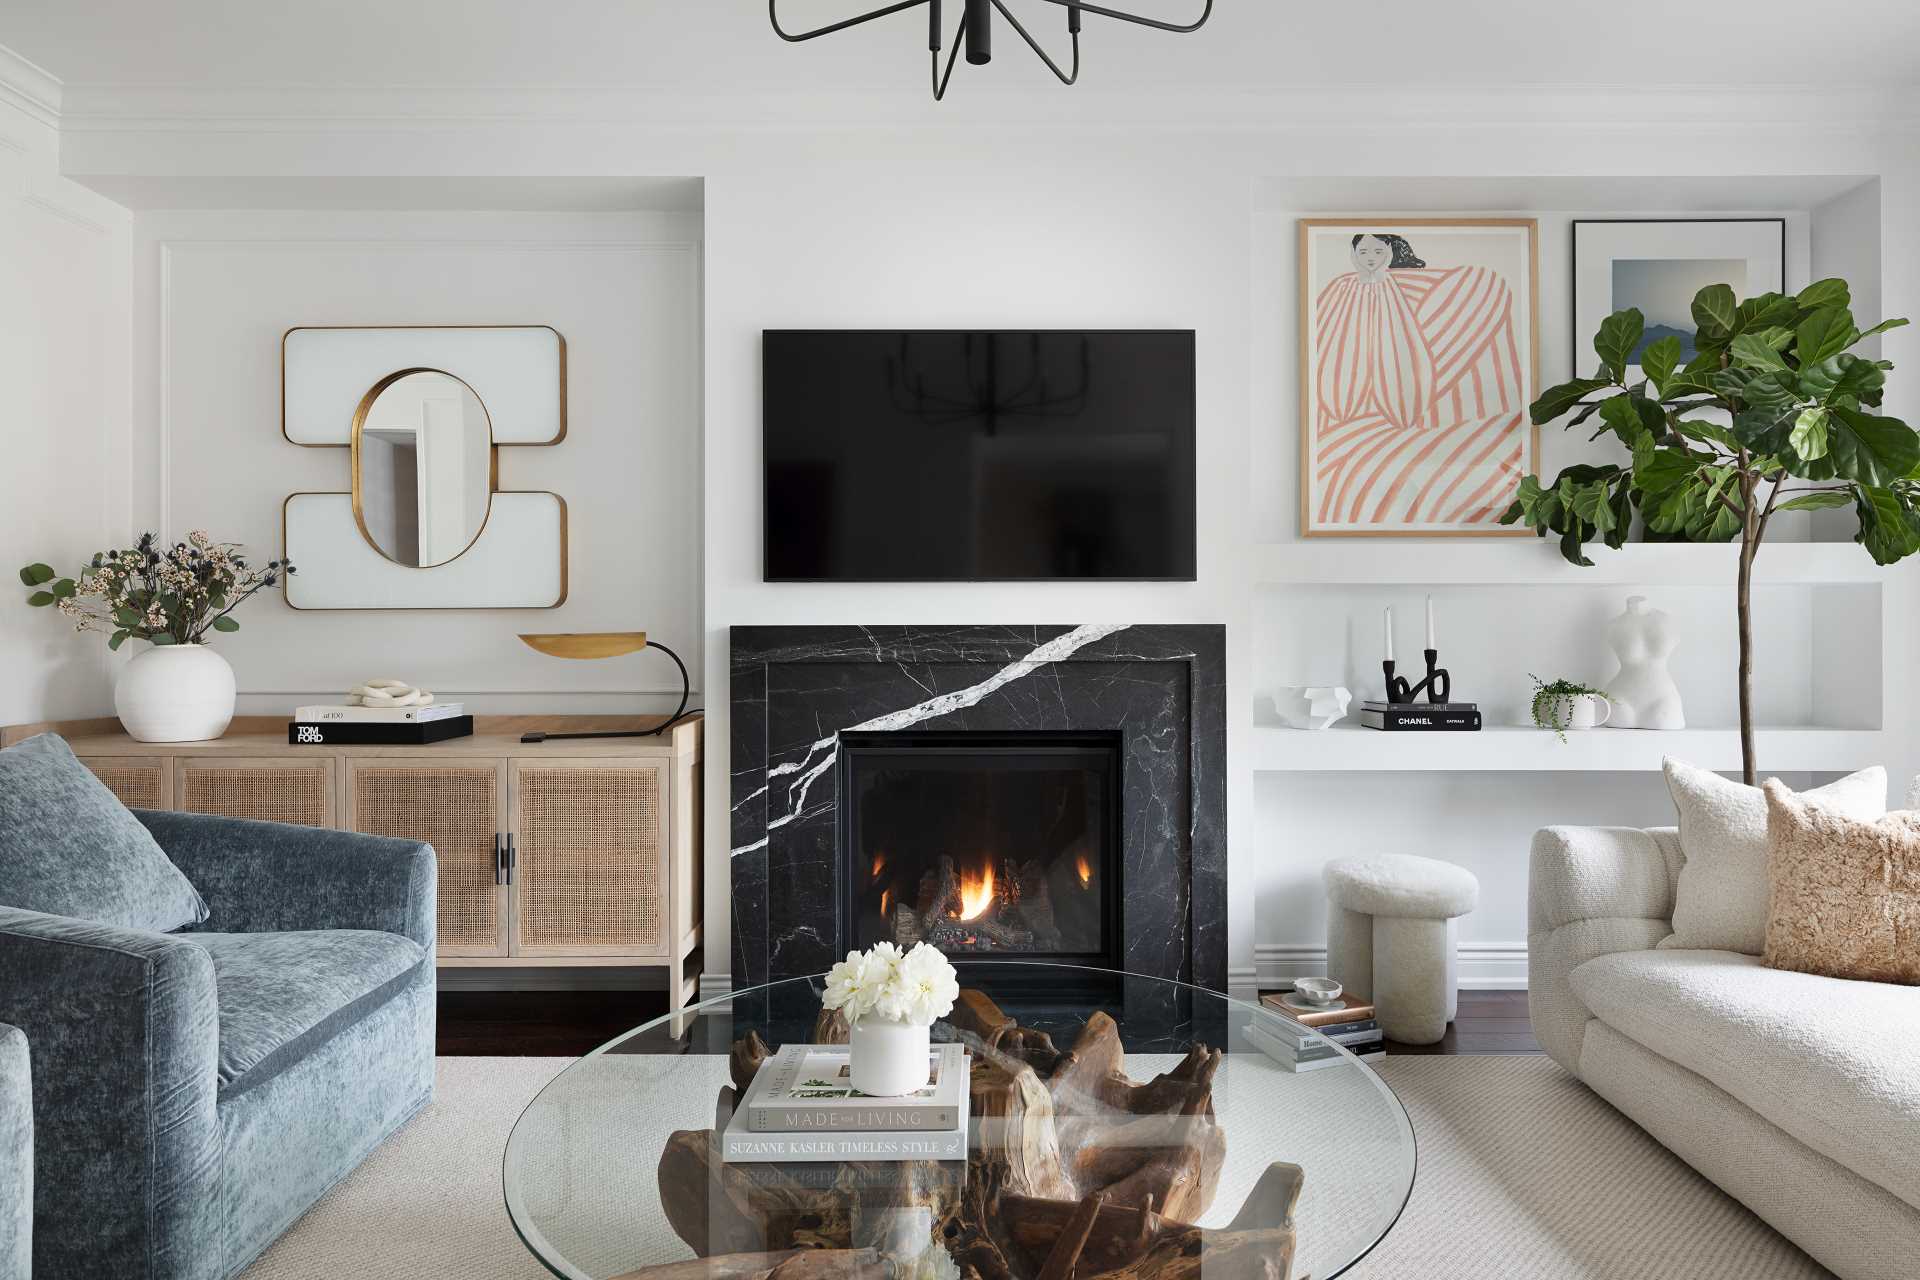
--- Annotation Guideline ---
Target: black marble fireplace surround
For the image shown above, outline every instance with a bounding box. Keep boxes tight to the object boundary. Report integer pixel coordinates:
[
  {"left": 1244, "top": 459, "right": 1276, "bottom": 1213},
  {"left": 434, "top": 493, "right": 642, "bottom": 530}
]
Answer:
[{"left": 730, "top": 625, "right": 1226, "bottom": 993}]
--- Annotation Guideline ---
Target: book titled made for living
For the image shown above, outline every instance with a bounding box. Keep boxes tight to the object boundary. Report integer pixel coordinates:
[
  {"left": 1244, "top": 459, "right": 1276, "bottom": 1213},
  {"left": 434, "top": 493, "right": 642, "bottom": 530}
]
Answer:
[{"left": 743, "top": 1042, "right": 967, "bottom": 1133}]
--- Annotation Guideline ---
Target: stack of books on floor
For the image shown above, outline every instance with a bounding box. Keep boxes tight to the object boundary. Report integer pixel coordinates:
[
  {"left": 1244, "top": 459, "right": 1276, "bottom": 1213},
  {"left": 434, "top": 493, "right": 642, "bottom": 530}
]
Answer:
[
  {"left": 288, "top": 702, "right": 472, "bottom": 745},
  {"left": 1359, "top": 700, "right": 1481, "bottom": 731},
  {"left": 1248, "top": 991, "right": 1386, "bottom": 1071},
  {"left": 722, "top": 1042, "right": 969, "bottom": 1162}
]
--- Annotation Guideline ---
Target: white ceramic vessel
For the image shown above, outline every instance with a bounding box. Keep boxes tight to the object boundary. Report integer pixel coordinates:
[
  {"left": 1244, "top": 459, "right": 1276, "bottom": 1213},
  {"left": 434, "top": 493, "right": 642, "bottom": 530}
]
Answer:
[
  {"left": 1604, "top": 596, "right": 1685, "bottom": 730},
  {"left": 115, "top": 644, "right": 237, "bottom": 742},
  {"left": 848, "top": 1016, "right": 931, "bottom": 1097},
  {"left": 1272, "top": 685, "right": 1353, "bottom": 730}
]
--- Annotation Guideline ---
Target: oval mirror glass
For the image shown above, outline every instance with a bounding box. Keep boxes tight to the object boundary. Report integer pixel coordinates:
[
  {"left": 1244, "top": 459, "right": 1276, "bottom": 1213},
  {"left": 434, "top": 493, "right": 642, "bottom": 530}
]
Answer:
[{"left": 352, "top": 369, "right": 494, "bottom": 567}]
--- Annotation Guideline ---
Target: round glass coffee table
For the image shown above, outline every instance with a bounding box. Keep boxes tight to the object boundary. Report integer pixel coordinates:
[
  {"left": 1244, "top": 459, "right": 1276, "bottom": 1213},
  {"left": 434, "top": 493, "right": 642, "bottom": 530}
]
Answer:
[{"left": 504, "top": 964, "right": 1414, "bottom": 1280}]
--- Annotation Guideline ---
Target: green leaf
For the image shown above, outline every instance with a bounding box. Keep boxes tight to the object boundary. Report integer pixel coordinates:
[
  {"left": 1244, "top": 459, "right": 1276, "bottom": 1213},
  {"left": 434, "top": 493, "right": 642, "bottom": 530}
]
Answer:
[
  {"left": 1795, "top": 278, "right": 1851, "bottom": 311},
  {"left": 1632, "top": 443, "right": 1699, "bottom": 497},
  {"left": 25, "top": 591, "right": 54, "bottom": 607},
  {"left": 1596, "top": 394, "right": 1659, "bottom": 447},
  {"left": 1713, "top": 367, "right": 1798, "bottom": 411},
  {"left": 150, "top": 633, "right": 177, "bottom": 646},
  {"left": 108, "top": 630, "right": 129, "bottom": 651},
  {"left": 211, "top": 615, "right": 239, "bottom": 633},
  {"left": 1800, "top": 354, "right": 1887, "bottom": 407},
  {"left": 19, "top": 563, "right": 55, "bottom": 587},
  {"left": 1790, "top": 407, "right": 1831, "bottom": 462},
  {"left": 49, "top": 578, "right": 76, "bottom": 600},
  {"left": 1595, "top": 309, "right": 1644, "bottom": 382},
  {"left": 1856, "top": 485, "right": 1920, "bottom": 565},
  {"left": 112, "top": 606, "right": 142, "bottom": 628},
  {"left": 1639, "top": 335, "right": 1683, "bottom": 391},
  {"left": 1530, "top": 378, "right": 1610, "bottom": 425},
  {"left": 1795, "top": 306, "right": 1858, "bottom": 366},
  {"left": 1735, "top": 293, "right": 1797, "bottom": 334},
  {"left": 1776, "top": 490, "right": 1854, "bottom": 512},
  {"left": 1558, "top": 526, "right": 1594, "bottom": 567},
  {"left": 1672, "top": 416, "right": 1740, "bottom": 451},
  {"left": 1826, "top": 408, "right": 1920, "bottom": 487},
  {"left": 1730, "top": 333, "right": 1791, "bottom": 373},
  {"left": 1691, "top": 283, "right": 1738, "bottom": 338},
  {"left": 1856, "top": 316, "right": 1910, "bottom": 343}
]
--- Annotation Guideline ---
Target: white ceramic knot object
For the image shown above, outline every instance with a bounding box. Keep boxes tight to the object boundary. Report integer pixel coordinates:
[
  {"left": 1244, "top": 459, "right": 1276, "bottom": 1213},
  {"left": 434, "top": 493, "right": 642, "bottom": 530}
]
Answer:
[
  {"left": 347, "top": 678, "right": 436, "bottom": 707},
  {"left": 1272, "top": 685, "right": 1353, "bottom": 730}
]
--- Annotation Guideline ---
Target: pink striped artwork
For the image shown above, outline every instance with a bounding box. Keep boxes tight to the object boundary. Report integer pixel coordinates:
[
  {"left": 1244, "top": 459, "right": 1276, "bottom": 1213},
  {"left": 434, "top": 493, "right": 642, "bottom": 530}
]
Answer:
[{"left": 1300, "top": 220, "right": 1538, "bottom": 536}]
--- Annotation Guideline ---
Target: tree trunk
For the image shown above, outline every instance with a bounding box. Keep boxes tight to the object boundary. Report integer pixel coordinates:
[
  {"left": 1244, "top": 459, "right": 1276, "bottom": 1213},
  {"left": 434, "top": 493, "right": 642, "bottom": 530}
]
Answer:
[{"left": 1737, "top": 476, "right": 1759, "bottom": 786}]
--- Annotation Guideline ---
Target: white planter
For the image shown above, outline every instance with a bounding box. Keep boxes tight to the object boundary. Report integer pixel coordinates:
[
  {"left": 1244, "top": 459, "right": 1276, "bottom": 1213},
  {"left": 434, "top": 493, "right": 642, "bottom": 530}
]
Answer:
[
  {"left": 115, "top": 644, "right": 237, "bottom": 742},
  {"left": 848, "top": 1017, "right": 931, "bottom": 1097}
]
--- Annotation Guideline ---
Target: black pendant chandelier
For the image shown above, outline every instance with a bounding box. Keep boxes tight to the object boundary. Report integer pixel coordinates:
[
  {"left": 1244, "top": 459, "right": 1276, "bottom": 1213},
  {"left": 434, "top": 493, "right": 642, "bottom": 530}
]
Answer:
[{"left": 770, "top": 1, "right": 1214, "bottom": 101}]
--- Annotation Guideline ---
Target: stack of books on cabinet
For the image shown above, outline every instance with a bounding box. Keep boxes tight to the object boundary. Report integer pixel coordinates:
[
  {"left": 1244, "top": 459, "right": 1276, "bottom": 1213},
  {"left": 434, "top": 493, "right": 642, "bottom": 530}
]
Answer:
[
  {"left": 1248, "top": 993, "right": 1385, "bottom": 1071},
  {"left": 722, "top": 1042, "right": 970, "bottom": 1162}
]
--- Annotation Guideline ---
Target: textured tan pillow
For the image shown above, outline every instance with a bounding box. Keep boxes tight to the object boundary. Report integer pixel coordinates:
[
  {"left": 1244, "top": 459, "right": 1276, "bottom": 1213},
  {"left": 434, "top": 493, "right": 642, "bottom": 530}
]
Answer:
[{"left": 1762, "top": 780, "right": 1920, "bottom": 985}]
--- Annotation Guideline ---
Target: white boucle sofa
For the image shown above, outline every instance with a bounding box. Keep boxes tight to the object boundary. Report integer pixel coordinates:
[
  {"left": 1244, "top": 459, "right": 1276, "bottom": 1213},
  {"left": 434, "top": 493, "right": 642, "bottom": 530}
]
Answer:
[{"left": 1529, "top": 824, "right": 1920, "bottom": 1280}]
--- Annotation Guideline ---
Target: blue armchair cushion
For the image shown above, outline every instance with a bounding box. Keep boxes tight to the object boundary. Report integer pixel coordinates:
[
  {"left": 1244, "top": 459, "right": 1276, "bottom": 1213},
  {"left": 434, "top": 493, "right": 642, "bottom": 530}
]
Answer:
[
  {"left": 184, "top": 929, "right": 426, "bottom": 1098},
  {"left": 0, "top": 1021, "right": 29, "bottom": 1278},
  {"left": 0, "top": 733, "right": 208, "bottom": 932}
]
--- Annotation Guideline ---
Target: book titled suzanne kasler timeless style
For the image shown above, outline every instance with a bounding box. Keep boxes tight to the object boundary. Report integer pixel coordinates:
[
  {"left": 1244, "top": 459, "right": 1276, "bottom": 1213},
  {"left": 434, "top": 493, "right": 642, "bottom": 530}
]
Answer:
[{"left": 743, "top": 1043, "right": 967, "bottom": 1132}]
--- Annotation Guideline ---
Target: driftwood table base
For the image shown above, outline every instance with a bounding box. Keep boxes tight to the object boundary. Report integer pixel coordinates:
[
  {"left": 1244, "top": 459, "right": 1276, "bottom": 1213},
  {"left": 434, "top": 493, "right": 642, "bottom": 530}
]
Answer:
[{"left": 650, "top": 991, "right": 1304, "bottom": 1280}]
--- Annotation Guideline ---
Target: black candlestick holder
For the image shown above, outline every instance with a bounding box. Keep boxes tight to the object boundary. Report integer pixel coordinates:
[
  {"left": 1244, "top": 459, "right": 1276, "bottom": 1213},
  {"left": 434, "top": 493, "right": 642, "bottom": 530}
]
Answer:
[{"left": 1384, "top": 648, "right": 1452, "bottom": 705}]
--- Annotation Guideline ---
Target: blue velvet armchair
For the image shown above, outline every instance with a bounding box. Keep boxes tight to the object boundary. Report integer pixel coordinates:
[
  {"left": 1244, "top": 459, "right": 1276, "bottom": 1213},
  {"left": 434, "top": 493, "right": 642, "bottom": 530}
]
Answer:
[{"left": 0, "top": 810, "right": 436, "bottom": 1279}]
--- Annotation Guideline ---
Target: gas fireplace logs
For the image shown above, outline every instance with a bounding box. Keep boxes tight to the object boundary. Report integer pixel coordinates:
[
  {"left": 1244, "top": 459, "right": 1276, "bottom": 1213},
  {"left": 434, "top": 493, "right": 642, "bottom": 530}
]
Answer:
[
  {"left": 649, "top": 989, "right": 1304, "bottom": 1280},
  {"left": 890, "top": 855, "right": 1070, "bottom": 953}
]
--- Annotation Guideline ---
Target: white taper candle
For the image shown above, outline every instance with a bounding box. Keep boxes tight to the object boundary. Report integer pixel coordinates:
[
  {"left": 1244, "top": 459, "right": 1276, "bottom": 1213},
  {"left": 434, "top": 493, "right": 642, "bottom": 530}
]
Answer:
[
  {"left": 1425, "top": 594, "right": 1436, "bottom": 650},
  {"left": 1383, "top": 606, "right": 1394, "bottom": 662}
]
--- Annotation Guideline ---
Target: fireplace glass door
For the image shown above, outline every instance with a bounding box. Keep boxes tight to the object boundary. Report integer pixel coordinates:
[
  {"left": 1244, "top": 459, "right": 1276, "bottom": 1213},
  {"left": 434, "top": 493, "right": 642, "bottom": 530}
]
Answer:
[{"left": 840, "top": 731, "right": 1119, "bottom": 965}]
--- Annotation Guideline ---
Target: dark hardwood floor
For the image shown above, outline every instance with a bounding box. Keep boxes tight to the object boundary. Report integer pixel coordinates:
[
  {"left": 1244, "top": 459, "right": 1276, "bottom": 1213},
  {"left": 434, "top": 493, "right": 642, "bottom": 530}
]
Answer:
[{"left": 440, "top": 987, "right": 1541, "bottom": 1057}]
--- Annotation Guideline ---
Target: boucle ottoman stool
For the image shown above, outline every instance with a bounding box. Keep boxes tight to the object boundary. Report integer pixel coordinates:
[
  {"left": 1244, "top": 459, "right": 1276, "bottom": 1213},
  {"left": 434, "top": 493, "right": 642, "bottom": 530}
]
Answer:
[{"left": 1323, "top": 854, "right": 1480, "bottom": 1045}]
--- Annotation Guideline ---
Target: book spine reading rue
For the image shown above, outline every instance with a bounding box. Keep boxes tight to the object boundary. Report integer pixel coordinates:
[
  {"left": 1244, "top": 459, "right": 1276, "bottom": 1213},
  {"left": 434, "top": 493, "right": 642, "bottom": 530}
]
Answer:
[
  {"left": 748, "top": 1104, "right": 961, "bottom": 1133},
  {"left": 721, "top": 1126, "right": 968, "bottom": 1163}
]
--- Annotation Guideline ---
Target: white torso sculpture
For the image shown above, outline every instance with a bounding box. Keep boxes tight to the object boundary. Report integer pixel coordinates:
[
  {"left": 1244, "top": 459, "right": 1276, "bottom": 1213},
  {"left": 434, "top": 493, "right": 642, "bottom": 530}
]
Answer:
[{"left": 1603, "top": 596, "right": 1684, "bottom": 730}]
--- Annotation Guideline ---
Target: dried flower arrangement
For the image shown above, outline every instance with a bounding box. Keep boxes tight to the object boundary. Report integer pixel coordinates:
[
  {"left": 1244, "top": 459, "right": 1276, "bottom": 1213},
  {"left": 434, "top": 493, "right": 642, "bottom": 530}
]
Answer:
[{"left": 18, "top": 531, "right": 293, "bottom": 649}]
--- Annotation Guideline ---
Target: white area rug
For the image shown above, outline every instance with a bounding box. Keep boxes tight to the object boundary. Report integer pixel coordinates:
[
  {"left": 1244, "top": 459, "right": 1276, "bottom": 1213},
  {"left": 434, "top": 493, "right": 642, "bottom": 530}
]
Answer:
[{"left": 241, "top": 1055, "right": 1831, "bottom": 1280}]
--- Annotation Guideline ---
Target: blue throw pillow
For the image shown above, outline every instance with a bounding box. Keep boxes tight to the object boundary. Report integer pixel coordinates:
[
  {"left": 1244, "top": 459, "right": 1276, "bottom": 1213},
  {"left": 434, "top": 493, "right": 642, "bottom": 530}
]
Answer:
[{"left": 0, "top": 733, "right": 208, "bottom": 932}]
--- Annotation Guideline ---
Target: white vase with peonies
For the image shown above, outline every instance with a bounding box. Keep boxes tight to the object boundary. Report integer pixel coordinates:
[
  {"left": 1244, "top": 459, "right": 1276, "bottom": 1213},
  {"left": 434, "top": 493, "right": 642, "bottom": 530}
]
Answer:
[
  {"left": 115, "top": 644, "right": 237, "bottom": 742},
  {"left": 823, "top": 941, "right": 960, "bottom": 1097}
]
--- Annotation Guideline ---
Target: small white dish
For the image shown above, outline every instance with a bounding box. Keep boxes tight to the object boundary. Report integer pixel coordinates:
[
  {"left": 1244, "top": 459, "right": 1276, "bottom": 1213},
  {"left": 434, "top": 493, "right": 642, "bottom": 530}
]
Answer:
[{"left": 1291, "top": 977, "right": 1343, "bottom": 1006}]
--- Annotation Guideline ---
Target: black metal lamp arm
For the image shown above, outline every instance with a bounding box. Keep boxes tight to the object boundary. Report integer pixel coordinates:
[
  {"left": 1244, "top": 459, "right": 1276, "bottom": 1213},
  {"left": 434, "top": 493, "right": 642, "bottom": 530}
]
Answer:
[
  {"left": 1030, "top": 0, "right": 1213, "bottom": 33},
  {"left": 519, "top": 641, "right": 696, "bottom": 744}
]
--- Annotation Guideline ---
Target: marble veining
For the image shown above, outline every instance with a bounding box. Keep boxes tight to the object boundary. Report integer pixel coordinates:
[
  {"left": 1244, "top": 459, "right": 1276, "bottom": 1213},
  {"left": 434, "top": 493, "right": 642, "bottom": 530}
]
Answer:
[{"left": 731, "top": 624, "right": 1226, "bottom": 993}]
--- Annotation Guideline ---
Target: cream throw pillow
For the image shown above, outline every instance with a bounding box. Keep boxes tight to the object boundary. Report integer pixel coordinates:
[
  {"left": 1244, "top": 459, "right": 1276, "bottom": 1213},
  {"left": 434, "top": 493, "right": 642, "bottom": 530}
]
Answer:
[
  {"left": 1762, "top": 780, "right": 1920, "bottom": 985},
  {"left": 1662, "top": 758, "right": 1886, "bottom": 954}
]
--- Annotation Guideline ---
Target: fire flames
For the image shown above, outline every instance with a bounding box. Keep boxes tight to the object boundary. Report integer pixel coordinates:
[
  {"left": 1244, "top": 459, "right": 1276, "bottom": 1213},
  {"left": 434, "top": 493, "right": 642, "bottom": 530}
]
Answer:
[
  {"left": 956, "top": 861, "right": 996, "bottom": 921},
  {"left": 1075, "top": 853, "right": 1093, "bottom": 888}
]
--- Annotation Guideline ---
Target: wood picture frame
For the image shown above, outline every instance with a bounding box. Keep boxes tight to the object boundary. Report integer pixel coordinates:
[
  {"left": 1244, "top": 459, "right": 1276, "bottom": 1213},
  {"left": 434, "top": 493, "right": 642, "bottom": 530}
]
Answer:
[{"left": 1298, "top": 218, "right": 1540, "bottom": 538}]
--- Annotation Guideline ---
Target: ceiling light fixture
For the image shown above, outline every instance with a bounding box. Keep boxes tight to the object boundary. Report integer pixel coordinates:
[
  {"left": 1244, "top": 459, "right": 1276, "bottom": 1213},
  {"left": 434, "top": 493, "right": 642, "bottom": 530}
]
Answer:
[{"left": 770, "top": 0, "right": 1213, "bottom": 101}]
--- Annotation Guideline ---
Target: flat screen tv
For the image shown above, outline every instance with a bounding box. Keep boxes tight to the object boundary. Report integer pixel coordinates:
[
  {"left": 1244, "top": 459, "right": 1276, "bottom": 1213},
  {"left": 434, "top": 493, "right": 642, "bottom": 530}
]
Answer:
[{"left": 763, "top": 330, "right": 1196, "bottom": 582}]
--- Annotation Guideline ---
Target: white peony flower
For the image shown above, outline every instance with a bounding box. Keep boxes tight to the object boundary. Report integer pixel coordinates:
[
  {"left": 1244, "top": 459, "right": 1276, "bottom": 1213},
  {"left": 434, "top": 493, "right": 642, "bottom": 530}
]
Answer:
[
  {"left": 825, "top": 941, "right": 957, "bottom": 1027},
  {"left": 891, "top": 942, "right": 959, "bottom": 1027},
  {"left": 822, "top": 949, "right": 881, "bottom": 1019}
]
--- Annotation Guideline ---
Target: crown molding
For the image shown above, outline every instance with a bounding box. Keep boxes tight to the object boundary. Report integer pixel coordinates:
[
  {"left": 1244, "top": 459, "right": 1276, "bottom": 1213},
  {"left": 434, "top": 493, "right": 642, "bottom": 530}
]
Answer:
[
  {"left": 0, "top": 43, "right": 63, "bottom": 129},
  {"left": 52, "top": 80, "right": 1920, "bottom": 136}
]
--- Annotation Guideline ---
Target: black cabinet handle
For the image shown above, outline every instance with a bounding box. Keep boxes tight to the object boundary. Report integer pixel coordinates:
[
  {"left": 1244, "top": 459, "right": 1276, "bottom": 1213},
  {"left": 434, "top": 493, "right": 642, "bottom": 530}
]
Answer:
[
  {"left": 506, "top": 834, "right": 517, "bottom": 884},
  {"left": 493, "top": 833, "right": 504, "bottom": 885}
]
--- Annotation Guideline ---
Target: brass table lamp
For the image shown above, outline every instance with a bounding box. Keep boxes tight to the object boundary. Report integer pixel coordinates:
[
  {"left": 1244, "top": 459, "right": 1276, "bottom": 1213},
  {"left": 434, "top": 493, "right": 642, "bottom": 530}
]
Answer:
[{"left": 516, "top": 631, "right": 694, "bottom": 743}]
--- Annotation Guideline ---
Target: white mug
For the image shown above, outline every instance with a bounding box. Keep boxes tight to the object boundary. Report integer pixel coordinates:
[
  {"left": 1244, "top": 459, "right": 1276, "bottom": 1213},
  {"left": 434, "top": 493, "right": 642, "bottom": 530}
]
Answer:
[{"left": 1564, "top": 693, "right": 1613, "bottom": 730}]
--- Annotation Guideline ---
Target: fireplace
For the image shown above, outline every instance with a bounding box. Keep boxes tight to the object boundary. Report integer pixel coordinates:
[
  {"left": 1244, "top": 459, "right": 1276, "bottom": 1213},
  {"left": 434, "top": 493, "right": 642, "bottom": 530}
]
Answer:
[
  {"left": 731, "top": 624, "right": 1226, "bottom": 994},
  {"left": 841, "top": 731, "right": 1121, "bottom": 966}
]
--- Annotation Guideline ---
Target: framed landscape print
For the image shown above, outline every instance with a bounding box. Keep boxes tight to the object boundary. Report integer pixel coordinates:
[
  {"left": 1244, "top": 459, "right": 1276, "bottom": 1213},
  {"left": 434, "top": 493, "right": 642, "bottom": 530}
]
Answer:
[
  {"left": 1299, "top": 218, "right": 1539, "bottom": 537},
  {"left": 1572, "top": 219, "right": 1785, "bottom": 381}
]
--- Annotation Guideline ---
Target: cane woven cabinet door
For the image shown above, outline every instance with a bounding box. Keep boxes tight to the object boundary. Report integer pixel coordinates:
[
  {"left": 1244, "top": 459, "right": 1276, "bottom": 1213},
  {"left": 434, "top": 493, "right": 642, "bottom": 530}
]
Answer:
[
  {"left": 79, "top": 756, "right": 173, "bottom": 810},
  {"left": 509, "top": 758, "right": 669, "bottom": 958},
  {"left": 347, "top": 760, "right": 509, "bottom": 957},
  {"left": 174, "top": 757, "right": 337, "bottom": 827}
]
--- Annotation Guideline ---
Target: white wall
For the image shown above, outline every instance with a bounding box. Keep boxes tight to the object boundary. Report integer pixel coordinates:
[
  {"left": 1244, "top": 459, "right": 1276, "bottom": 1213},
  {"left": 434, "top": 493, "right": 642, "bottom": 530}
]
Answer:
[
  {"left": 130, "top": 208, "right": 703, "bottom": 715},
  {"left": 14, "top": 73, "right": 1920, "bottom": 996},
  {"left": 0, "top": 69, "right": 130, "bottom": 725}
]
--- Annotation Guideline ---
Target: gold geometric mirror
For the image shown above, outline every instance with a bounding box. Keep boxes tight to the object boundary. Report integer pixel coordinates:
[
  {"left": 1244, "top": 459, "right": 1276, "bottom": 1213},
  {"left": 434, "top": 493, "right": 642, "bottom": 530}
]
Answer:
[{"left": 351, "top": 368, "right": 495, "bottom": 568}]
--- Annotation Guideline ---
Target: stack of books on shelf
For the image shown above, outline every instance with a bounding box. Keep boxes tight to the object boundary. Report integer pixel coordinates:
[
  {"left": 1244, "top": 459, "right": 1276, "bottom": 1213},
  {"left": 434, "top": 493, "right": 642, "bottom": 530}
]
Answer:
[
  {"left": 1359, "top": 700, "right": 1481, "bottom": 732},
  {"left": 288, "top": 701, "right": 472, "bottom": 745},
  {"left": 722, "top": 1042, "right": 969, "bottom": 1163},
  {"left": 1247, "top": 992, "right": 1385, "bottom": 1072}
]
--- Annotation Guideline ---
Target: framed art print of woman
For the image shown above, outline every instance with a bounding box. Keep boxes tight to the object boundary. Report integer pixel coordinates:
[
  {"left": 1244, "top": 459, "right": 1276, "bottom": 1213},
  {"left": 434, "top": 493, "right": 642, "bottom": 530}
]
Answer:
[{"left": 1299, "top": 218, "right": 1539, "bottom": 536}]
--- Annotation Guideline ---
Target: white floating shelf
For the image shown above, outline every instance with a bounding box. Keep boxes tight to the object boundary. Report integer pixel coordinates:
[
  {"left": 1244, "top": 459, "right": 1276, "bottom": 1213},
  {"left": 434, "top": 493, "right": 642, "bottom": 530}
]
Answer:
[
  {"left": 1251, "top": 541, "right": 1891, "bottom": 587},
  {"left": 1247, "top": 723, "right": 1885, "bottom": 773}
]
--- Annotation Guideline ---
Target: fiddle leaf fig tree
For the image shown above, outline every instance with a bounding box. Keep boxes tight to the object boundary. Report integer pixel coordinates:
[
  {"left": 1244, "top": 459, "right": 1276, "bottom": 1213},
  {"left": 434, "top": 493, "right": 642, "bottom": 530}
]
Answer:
[{"left": 1502, "top": 278, "right": 1916, "bottom": 785}]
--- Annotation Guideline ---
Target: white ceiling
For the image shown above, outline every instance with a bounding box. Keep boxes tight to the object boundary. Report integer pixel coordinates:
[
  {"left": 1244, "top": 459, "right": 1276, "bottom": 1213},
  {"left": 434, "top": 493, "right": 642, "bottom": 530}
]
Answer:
[{"left": 4, "top": 1, "right": 1918, "bottom": 95}]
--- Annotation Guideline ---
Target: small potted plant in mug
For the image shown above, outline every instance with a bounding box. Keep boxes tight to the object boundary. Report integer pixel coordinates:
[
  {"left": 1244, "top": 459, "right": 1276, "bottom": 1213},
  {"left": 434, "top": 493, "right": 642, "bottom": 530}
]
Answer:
[
  {"left": 19, "top": 531, "right": 293, "bottom": 743},
  {"left": 822, "top": 941, "right": 960, "bottom": 1096},
  {"left": 1529, "top": 674, "right": 1614, "bottom": 743}
]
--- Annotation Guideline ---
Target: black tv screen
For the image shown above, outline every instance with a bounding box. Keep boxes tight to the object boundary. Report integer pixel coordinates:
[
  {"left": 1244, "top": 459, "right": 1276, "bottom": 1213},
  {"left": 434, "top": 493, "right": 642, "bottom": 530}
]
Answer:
[{"left": 763, "top": 330, "right": 1196, "bottom": 582}]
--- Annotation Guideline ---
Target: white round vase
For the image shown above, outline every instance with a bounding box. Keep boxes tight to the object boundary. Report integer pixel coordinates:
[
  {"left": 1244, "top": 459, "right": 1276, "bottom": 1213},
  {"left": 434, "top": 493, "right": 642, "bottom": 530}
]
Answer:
[
  {"left": 848, "top": 1017, "right": 931, "bottom": 1097},
  {"left": 115, "top": 644, "right": 237, "bottom": 742}
]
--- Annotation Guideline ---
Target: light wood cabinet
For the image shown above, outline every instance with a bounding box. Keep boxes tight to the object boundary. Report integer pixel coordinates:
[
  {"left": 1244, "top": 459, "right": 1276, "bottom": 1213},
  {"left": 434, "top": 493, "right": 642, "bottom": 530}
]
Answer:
[{"left": 4, "top": 715, "right": 703, "bottom": 1007}]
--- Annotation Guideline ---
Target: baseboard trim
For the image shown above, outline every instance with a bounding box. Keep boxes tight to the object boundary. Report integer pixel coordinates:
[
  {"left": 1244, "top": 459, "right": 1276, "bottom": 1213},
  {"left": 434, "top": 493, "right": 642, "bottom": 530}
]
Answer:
[
  {"left": 1253, "top": 941, "right": 1528, "bottom": 991},
  {"left": 435, "top": 966, "right": 671, "bottom": 993}
]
